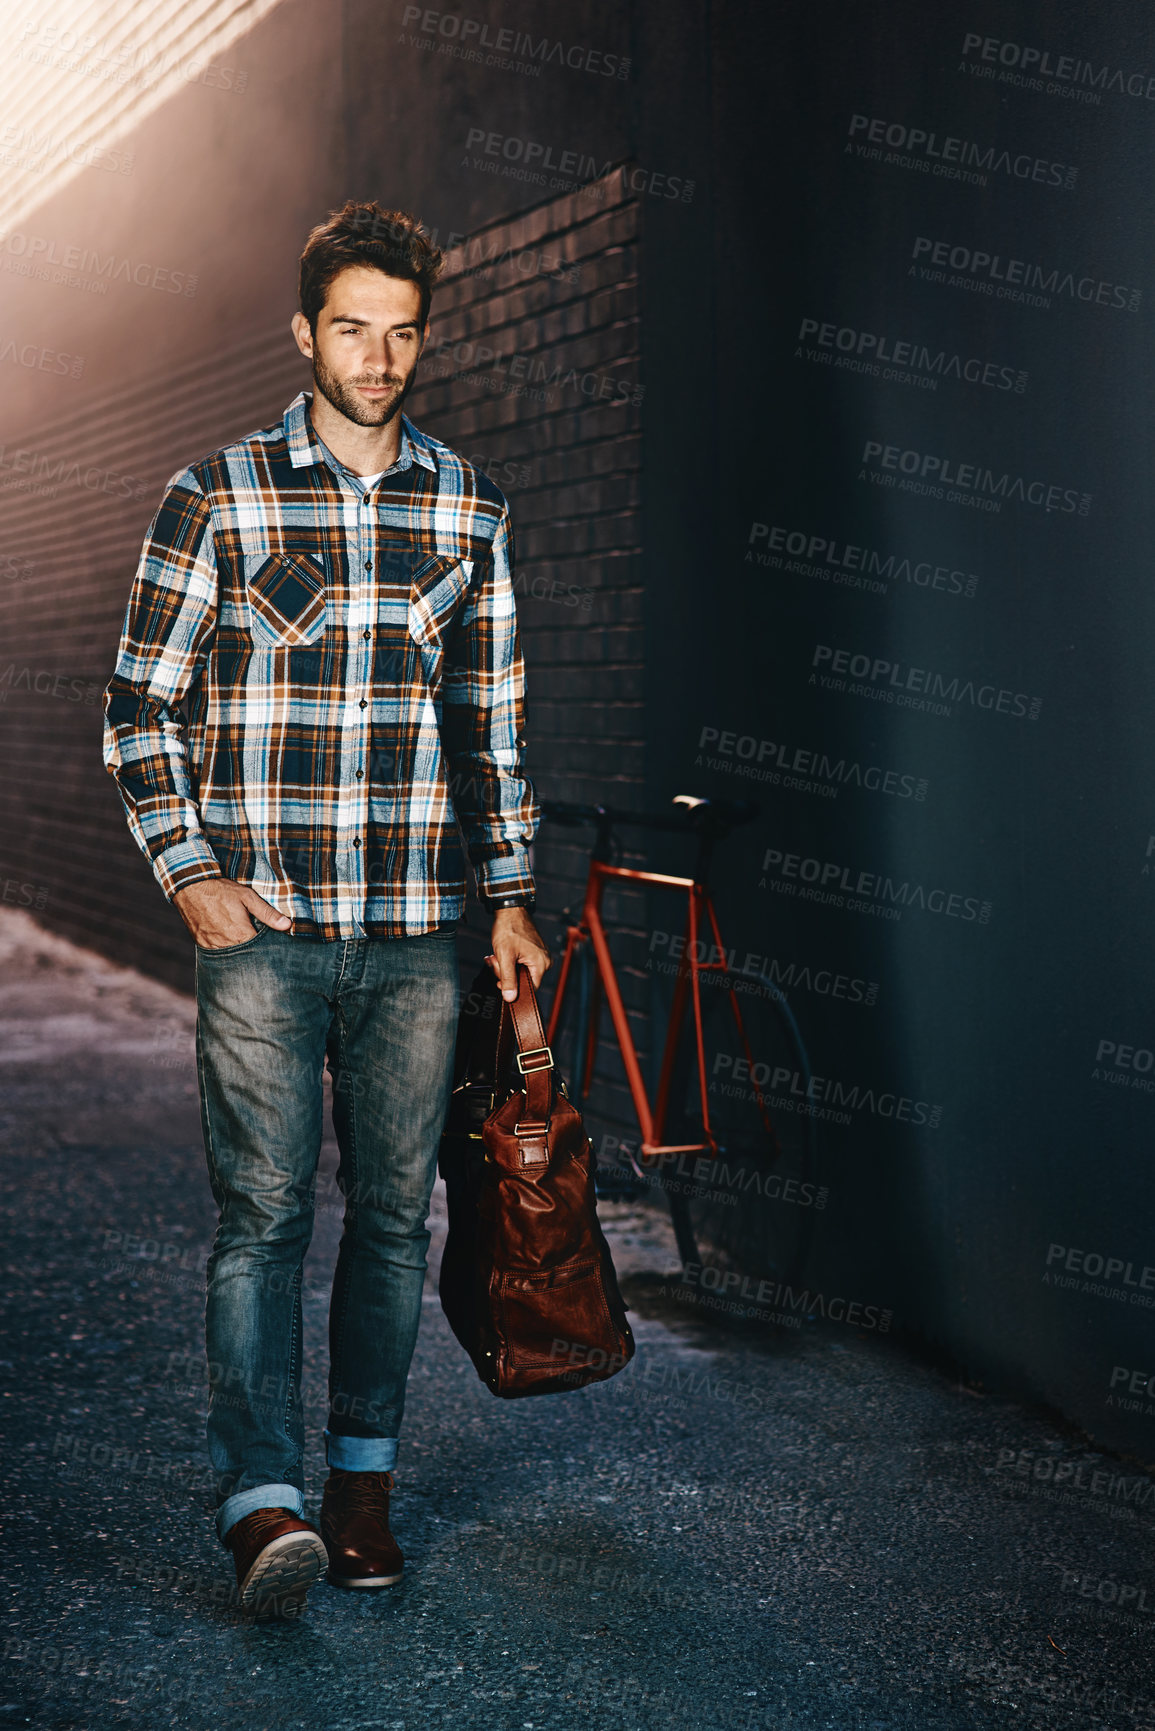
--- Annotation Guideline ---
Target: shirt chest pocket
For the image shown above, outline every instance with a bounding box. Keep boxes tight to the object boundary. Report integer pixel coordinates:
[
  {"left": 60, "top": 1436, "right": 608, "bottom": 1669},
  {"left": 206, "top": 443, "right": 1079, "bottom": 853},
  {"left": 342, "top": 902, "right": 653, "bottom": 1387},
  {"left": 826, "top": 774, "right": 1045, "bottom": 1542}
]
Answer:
[
  {"left": 405, "top": 552, "right": 474, "bottom": 650},
  {"left": 244, "top": 550, "right": 328, "bottom": 648}
]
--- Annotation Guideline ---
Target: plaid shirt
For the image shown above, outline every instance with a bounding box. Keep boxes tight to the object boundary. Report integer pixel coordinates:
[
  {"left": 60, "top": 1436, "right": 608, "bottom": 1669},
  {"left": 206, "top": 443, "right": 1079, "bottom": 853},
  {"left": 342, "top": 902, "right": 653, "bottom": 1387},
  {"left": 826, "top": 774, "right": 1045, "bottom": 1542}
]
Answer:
[{"left": 102, "top": 391, "right": 538, "bottom": 939}]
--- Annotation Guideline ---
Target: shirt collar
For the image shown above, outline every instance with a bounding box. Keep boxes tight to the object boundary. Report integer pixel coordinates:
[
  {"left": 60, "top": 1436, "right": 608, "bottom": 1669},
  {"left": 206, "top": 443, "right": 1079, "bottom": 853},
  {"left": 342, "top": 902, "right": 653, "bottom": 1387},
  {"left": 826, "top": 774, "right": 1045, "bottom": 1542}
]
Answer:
[{"left": 282, "top": 390, "right": 437, "bottom": 476}]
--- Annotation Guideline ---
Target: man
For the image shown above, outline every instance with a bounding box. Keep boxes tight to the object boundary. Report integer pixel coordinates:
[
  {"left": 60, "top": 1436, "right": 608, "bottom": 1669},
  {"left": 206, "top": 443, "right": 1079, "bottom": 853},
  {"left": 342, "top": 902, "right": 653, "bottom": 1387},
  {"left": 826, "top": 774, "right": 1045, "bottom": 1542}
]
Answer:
[{"left": 102, "top": 201, "right": 549, "bottom": 1616}]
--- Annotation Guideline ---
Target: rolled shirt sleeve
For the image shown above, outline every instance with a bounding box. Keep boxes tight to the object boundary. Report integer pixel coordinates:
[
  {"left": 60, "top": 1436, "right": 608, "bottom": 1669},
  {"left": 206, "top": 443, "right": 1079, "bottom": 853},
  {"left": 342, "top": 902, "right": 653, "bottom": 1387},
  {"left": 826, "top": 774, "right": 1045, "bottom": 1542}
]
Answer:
[
  {"left": 101, "top": 470, "right": 223, "bottom": 902},
  {"left": 439, "top": 503, "right": 539, "bottom": 906}
]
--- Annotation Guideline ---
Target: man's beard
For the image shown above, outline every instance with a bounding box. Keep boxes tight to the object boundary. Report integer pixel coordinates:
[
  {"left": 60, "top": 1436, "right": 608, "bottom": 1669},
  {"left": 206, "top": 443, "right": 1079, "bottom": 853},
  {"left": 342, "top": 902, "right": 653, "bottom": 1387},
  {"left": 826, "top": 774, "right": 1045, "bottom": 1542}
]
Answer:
[{"left": 311, "top": 350, "right": 414, "bottom": 428}]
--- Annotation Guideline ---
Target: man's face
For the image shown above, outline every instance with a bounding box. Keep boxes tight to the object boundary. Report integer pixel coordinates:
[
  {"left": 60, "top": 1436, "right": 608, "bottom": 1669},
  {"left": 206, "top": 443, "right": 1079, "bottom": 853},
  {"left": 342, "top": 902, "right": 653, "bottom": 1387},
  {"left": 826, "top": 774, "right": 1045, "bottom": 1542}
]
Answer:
[{"left": 292, "top": 265, "right": 427, "bottom": 428}]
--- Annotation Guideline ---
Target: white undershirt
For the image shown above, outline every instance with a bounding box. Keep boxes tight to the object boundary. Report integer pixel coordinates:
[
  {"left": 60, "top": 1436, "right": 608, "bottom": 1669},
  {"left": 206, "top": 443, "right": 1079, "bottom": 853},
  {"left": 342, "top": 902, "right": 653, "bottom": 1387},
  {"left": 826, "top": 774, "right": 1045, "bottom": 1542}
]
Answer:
[{"left": 356, "top": 469, "right": 387, "bottom": 488}]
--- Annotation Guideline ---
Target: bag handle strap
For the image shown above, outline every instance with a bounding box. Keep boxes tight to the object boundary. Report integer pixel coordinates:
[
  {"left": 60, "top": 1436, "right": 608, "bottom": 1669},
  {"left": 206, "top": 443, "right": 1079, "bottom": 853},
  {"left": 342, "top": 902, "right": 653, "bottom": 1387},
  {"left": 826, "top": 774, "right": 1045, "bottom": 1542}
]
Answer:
[{"left": 501, "top": 963, "right": 554, "bottom": 1127}]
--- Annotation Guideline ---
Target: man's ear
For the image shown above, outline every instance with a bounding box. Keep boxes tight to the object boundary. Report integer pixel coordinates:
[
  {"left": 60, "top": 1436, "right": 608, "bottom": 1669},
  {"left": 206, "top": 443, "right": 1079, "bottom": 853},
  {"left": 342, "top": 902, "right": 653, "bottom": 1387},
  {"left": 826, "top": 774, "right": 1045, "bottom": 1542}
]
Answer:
[
  {"left": 291, "top": 312, "right": 314, "bottom": 359},
  {"left": 418, "top": 320, "right": 430, "bottom": 355}
]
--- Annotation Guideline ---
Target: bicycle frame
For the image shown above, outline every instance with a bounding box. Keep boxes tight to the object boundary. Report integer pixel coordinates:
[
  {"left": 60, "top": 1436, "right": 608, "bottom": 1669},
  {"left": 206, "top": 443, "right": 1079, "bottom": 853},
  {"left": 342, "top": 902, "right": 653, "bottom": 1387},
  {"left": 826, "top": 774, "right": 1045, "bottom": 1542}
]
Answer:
[{"left": 544, "top": 858, "right": 771, "bottom": 1163}]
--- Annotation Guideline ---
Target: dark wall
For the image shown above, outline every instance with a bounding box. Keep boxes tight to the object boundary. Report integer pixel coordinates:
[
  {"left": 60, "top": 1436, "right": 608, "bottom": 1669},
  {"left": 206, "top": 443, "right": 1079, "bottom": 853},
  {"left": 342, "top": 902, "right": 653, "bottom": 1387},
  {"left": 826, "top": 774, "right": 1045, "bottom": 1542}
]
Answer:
[
  {"left": 0, "top": 0, "right": 644, "bottom": 981},
  {"left": 403, "top": 174, "right": 650, "bottom": 1141},
  {"left": 1, "top": 0, "right": 1153, "bottom": 1463},
  {"left": 649, "top": 0, "right": 1155, "bottom": 1460}
]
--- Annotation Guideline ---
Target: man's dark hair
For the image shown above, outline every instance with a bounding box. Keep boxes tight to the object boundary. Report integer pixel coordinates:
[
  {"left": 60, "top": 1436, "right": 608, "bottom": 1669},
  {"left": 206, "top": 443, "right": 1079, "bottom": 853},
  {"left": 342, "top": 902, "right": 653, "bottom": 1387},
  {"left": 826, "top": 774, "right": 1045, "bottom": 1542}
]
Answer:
[{"left": 298, "top": 201, "right": 444, "bottom": 331}]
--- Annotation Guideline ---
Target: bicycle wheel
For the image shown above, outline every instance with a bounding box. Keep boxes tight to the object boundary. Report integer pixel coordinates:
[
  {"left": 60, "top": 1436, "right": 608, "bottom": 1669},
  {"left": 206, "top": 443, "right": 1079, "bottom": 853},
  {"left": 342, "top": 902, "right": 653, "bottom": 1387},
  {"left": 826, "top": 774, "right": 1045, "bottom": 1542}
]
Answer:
[{"left": 652, "top": 964, "right": 821, "bottom": 1287}]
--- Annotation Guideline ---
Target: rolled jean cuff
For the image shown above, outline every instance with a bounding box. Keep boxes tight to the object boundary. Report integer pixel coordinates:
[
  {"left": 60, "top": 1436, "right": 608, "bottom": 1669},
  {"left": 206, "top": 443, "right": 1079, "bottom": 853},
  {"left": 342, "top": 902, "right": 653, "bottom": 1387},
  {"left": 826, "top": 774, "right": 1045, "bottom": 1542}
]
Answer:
[
  {"left": 324, "top": 1429, "right": 399, "bottom": 1473},
  {"left": 216, "top": 1482, "right": 304, "bottom": 1545}
]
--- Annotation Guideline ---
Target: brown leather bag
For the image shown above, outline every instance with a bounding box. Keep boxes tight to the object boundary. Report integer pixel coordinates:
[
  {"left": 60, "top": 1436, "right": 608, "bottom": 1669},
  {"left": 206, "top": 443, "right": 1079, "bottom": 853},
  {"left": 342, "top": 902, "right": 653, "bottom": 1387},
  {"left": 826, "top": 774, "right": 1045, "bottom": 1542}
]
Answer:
[{"left": 438, "top": 962, "right": 635, "bottom": 1397}]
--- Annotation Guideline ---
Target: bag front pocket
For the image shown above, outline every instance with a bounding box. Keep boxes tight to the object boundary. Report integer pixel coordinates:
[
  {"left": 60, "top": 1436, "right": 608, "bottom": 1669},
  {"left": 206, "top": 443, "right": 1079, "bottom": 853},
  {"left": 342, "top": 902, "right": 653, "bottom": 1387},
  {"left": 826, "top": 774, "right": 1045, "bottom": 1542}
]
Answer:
[
  {"left": 495, "top": 1259, "right": 618, "bottom": 1370},
  {"left": 245, "top": 551, "right": 328, "bottom": 648}
]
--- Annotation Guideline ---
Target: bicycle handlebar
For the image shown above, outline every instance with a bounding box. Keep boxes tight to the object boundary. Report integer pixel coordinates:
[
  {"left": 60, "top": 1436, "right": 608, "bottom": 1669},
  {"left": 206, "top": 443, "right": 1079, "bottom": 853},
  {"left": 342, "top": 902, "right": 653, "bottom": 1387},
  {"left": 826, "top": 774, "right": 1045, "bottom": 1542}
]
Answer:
[{"left": 540, "top": 794, "right": 758, "bottom": 839}]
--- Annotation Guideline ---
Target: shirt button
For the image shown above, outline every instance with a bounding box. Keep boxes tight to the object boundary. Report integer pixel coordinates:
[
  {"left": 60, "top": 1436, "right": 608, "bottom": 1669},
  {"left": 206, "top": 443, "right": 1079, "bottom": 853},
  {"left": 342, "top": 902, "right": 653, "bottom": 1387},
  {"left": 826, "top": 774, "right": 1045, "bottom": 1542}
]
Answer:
[
  {"left": 353, "top": 838, "right": 361, "bottom": 848},
  {"left": 365, "top": 559, "right": 372, "bottom": 570},
  {"left": 359, "top": 699, "right": 368, "bottom": 710},
  {"left": 356, "top": 769, "right": 364, "bottom": 779},
  {"left": 363, "top": 630, "right": 371, "bottom": 640}
]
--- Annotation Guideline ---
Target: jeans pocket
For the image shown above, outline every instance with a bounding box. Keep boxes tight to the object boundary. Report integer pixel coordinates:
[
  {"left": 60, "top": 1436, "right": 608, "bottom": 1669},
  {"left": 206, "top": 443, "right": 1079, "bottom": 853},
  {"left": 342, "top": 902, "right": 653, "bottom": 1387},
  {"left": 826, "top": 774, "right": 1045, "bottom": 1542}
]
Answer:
[{"left": 195, "top": 923, "right": 274, "bottom": 958}]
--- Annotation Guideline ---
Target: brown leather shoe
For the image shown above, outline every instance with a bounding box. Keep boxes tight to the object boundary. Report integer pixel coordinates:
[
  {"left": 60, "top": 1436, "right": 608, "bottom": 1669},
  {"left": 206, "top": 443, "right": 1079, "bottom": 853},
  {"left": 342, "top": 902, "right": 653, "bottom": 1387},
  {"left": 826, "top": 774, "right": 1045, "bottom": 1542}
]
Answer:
[
  {"left": 321, "top": 1469, "right": 404, "bottom": 1587},
  {"left": 226, "top": 1507, "right": 328, "bottom": 1615}
]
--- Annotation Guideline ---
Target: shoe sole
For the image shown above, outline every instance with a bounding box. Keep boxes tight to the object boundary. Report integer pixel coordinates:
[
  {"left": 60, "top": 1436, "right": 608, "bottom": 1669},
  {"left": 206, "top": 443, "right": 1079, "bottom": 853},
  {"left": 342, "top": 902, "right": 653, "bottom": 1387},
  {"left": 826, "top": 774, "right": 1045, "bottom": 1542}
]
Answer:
[
  {"left": 326, "top": 1567, "right": 403, "bottom": 1588},
  {"left": 239, "top": 1531, "right": 328, "bottom": 1616}
]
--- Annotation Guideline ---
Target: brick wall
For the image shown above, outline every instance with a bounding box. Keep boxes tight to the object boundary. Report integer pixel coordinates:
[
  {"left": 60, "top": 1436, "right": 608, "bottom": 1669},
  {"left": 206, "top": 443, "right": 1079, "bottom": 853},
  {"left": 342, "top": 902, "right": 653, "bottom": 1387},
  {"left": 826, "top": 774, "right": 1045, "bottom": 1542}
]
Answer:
[
  {"left": 406, "top": 168, "right": 650, "bottom": 1139},
  {"left": 0, "top": 327, "right": 307, "bottom": 983},
  {"left": 0, "top": 169, "right": 649, "bottom": 1141}
]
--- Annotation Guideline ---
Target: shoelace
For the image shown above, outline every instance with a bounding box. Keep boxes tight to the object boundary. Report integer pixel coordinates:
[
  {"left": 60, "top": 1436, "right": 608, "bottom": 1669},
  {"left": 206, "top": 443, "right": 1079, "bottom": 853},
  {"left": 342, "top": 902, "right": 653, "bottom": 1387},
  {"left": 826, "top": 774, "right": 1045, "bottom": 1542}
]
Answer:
[
  {"left": 236, "top": 1507, "right": 300, "bottom": 1548},
  {"left": 330, "top": 1471, "right": 392, "bottom": 1518}
]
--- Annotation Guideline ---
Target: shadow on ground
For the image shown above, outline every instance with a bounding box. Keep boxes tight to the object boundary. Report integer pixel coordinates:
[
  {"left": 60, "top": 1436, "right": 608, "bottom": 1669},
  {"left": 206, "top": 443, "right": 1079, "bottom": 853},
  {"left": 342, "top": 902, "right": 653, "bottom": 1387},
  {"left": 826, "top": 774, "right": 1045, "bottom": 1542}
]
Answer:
[{"left": 1, "top": 909, "right": 1153, "bottom": 1731}]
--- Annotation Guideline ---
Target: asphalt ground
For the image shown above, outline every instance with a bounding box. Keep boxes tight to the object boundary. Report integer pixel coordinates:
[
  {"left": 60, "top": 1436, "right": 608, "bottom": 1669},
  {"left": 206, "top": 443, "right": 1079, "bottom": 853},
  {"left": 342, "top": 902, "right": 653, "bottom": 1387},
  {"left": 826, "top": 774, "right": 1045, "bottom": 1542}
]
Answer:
[{"left": 1, "top": 906, "right": 1153, "bottom": 1731}]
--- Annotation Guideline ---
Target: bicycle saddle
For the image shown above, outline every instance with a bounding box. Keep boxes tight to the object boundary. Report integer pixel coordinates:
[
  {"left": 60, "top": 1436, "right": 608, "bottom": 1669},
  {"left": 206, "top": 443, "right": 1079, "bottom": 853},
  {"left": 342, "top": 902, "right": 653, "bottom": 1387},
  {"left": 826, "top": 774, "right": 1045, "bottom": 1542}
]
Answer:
[{"left": 672, "top": 794, "right": 759, "bottom": 831}]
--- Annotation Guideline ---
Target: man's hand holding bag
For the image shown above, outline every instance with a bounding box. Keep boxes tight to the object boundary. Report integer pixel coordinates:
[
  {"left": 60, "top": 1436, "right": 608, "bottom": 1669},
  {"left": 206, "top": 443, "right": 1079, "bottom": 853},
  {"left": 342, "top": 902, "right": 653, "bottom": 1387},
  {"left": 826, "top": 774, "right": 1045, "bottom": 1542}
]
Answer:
[{"left": 438, "top": 963, "right": 635, "bottom": 1397}]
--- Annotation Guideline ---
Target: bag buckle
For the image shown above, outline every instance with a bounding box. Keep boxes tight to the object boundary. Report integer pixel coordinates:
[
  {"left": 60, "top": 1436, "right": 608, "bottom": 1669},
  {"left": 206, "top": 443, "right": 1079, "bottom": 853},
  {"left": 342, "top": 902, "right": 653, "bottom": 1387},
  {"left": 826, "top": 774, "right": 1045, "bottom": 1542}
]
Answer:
[
  {"left": 515, "top": 1045, "right": 554, "bottom": 1075},
  {"left": 455, "top": 1082, "right": 495, "bottom": 1138}
]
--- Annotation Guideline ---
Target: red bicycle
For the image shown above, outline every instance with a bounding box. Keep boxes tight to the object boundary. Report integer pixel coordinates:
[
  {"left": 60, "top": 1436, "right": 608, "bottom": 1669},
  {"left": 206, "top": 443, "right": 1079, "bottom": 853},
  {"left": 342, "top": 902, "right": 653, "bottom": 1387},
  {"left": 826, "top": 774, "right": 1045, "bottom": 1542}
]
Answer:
[{"left": 539, "top": 795, "right": 818, "bottom": 1280}]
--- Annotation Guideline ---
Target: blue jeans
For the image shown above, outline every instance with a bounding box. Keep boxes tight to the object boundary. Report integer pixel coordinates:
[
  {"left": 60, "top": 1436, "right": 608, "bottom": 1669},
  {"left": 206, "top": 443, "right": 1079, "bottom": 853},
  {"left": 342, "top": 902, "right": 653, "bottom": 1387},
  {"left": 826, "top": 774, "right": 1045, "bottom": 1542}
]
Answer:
[{"left": 193, "top": 923, "right": 459, "bottom": 1542}]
